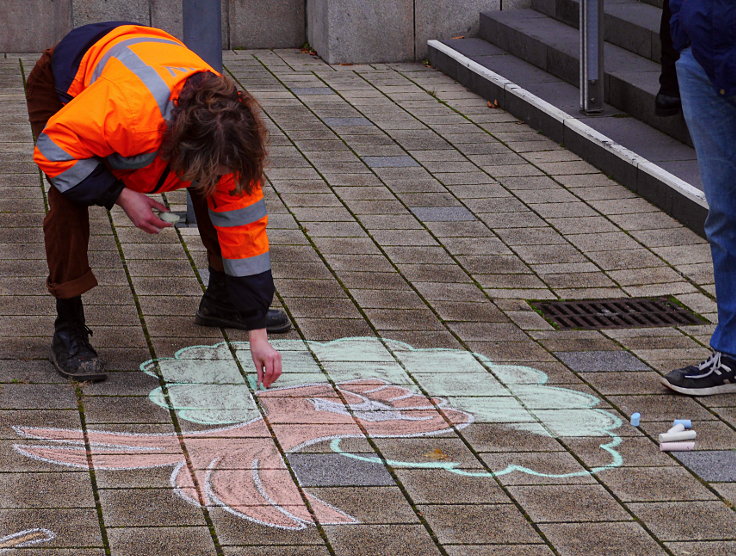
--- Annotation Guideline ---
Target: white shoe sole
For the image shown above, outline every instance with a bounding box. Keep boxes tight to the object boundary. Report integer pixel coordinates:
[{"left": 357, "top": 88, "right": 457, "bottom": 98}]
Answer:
[{"left": 660, "top": 376, "right": 736, "bottom": 396}]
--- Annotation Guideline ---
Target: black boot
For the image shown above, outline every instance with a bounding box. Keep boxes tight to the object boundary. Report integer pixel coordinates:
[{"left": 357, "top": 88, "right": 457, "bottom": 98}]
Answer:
[
  {"left": 51, "top": 296, "right": 106, "bottom": 382},
  {"left": 655, "top": 89, "right": 682, "bottom": 117},
  {"left": 656, "top": 1, "right": 681, "bottom": 117},
  {"left": 195, "top": 269, "right": 291, "bottom": 333}
]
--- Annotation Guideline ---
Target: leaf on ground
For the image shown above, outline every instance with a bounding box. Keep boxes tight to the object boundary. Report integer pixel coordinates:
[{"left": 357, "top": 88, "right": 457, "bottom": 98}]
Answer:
[
  {"left": 424, "top": 448, "right": 449, "bottom": 460},
  {"left": 487, "top": 99, "right": 499, "bottom": 109}
]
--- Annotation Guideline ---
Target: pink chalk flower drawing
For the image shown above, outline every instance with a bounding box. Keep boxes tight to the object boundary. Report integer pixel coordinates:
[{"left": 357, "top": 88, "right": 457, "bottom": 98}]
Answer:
[{"left": 13, "top": 337, "right": 624, "bottom": 530}]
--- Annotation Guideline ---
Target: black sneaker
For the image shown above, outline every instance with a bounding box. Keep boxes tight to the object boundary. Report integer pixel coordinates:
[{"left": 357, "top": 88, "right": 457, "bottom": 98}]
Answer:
[
  {"left": 50, "top": 320, "right": 107, "bottom": 382},
  {"left": 661, "top": 351, "right": 736, "bottom": 396}
]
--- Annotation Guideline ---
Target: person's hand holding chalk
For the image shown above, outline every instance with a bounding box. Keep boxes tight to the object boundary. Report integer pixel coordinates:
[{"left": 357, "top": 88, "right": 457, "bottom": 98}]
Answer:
[{"left": 115, "top": 188, "right": 173, "bottom": 234}]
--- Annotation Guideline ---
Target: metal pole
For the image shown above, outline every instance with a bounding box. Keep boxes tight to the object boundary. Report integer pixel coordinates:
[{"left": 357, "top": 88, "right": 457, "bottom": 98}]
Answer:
[
  {"left": 580, "top": 0, "right": 604, "bottom": 114},
  {"left": 181, "top": 0, "right": 223, "bottom": 224}
]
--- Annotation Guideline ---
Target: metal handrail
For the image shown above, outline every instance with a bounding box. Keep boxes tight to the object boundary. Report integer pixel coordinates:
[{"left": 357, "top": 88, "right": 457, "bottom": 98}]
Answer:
[{"left": 580, "top": 0, "right": 604, "bottom": 114}]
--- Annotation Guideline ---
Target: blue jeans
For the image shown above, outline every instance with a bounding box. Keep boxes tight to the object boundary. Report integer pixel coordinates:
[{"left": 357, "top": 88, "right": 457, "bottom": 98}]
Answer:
[{"left": 677, "top": 48, "right": 736, "bottom": 356}]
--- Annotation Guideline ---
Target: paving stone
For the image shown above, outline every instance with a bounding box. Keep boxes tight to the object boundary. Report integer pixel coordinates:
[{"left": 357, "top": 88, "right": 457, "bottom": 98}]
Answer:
[
  {"left": 444, "top": 546, "right": 553, "bottom": 556},
  {"left": 394, "top": 468, "right": 510, "bottom": 504},
  {"left": 627, "top": 501, "right": 736, "bottom": 541},
  {"left": 99, "top": 488, "right": 208, "bottom": 527},
  {"left": 409, "top": 206, "right": 476, "bottom": 222},
  {"left": 420, "top": 503, "right": 542, "bottom": 544},
  {"left": 599, "top": 466, "right": 717, "bottom": 502},
  {"left": 555, "top": 351, "right": 651, "bottom": 372},
  {"left": 210, "top": 509, "right": 325, "bottom": 546},
  {"left": 712, "top": 482, "right": 736, "bottom": 506},
  {"left": 324, "top": 117, "right": 373, "bottom": 127},
  {"left": 288, "top": 453, "right": 395, "bottom": 486},
  {"left": 223, "top": 547, "right": 331, "bottom": 555},
  {"left": 362, "top": 156, "right": 419, "bottom": 168},
  {"left": 674, "top": 450, "right": 736, "bottom": 482},
  {"left": 507, "top": 484, "right": 631, "bottom": 523},
  {"left": 0, "top": 384, "right": 78, "bottom": 410},
  {"left": 323, "top": 524, "right": 442, "bottom": 556},
  {"left": 82, "top": 396, "right": 173, "bottom": 425},
  {"left": 539, "top": 522, "right": 662, "bottom": 555},
  {"left": 106, "top": 526, "right": 216, "bottom": 556},
  {"left": 291, "top": 87, "right": 336, "bottom": 96},
  {"left": 0, "top": 472, "right": 95, "bottom": 508},
  {"left": 665, "top": 541, "right": 736, "bottom": 555},
  {"left": 0, "top": 508, "right": 104, "bottom": 548},
  {"left": 307, "top": 486, "right": 417, "bottom": 524}
]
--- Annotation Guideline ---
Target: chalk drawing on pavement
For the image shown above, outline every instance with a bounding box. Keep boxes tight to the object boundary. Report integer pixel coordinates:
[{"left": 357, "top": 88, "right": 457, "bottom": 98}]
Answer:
[
  {"left": 0, "top": 528, "right": 55, "bottom": 551},
  {"left": 13, "top": 379, "right": 471, "bottom": 530},
  {"left": 12, "top": 337, "right": 625, "bottom": 529}
]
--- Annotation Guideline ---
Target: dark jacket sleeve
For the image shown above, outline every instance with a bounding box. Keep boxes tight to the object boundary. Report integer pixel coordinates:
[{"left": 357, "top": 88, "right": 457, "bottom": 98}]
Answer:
[
  {"left": 669, "top": 0, "right": 689, "bottom": 52},
  {"left": 55, "top": 162, "right": 125, "bottom": 209}
]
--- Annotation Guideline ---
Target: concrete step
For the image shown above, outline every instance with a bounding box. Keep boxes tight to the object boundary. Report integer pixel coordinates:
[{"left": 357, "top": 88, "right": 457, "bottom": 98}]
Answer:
[
  {"left": 478, "top": 8, "right": 689, "bottom": 144},
  {"left": 531, "top": 0, "right": 662, "bottom": 63},
  {"left": 427, "top": 37, "right": 705, "bottom": 236}
]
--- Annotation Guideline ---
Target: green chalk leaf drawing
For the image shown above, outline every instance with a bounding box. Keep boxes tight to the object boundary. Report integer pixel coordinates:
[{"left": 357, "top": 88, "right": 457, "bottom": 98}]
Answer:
[{"left": 140, "top": 337, "right": 625, "bottom": 478}]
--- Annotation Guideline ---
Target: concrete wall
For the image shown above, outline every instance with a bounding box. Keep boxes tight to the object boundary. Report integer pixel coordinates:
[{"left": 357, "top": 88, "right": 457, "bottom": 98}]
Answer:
[
  {"left": 0, "top": 0, "right": 305, "bottom": 52},
  {"left": 307, "top": 0, "right": 415, "bottom": 65},
  {"left": 1, "top": 0, "right": 526, "bottom": 60},
  {"left": 1, "top": 0, "right": 73, "bottom": 52},
  {"left": 307, "top": 0, "right": 529, "bottom": 64}
]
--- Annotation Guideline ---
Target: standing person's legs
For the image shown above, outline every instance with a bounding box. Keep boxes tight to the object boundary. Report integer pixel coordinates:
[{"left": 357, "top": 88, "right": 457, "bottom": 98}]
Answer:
[
  {"left": 662, "top": 48, "right": 736, "bottom": 395},
  {"left": 190, "top": 188, "right": 290, "bottom": 333},
  {"left": 25, "top": 49, "right": 104, "bottom": 381}
]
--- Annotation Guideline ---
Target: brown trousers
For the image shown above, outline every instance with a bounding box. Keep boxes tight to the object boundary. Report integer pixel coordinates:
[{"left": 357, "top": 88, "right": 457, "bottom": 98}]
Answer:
[{"left": 25, "top": 49, "right": 224, "bottom": 299}]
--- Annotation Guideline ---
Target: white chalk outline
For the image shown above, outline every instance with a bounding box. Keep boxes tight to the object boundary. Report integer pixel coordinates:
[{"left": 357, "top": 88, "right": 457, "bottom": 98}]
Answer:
[{"left": 0, "top": 528, "right": 55, "bottom": 551}]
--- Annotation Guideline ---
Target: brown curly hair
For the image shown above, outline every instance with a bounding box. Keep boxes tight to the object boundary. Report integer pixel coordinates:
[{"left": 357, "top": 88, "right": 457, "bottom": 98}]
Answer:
[{"left": 161, "top": 72, "right": 267, "bottom": 197}]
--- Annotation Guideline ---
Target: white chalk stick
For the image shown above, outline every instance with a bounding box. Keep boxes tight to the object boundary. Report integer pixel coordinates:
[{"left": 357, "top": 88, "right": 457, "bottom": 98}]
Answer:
[
  {"left": 159, "top": 211, "right": 180, "bottom": 224},
  {"left": 660, "top": 441, "right": 695, "bottom": 452},
  {"left": 667, "top": 423, "right": 685, "bottom": 434},
  {"left": 659, "top": 430, "right": 697, "bottom": 443}
]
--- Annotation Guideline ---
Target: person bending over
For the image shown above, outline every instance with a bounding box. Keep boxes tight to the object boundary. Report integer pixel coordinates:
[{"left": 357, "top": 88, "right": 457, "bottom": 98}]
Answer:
[{"left": 26, "top": 22, "right": 287, "bottom": 385}]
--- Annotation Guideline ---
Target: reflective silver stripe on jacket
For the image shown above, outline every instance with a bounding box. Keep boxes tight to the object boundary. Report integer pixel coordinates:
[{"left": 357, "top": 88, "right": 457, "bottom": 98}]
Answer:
[
  {"left": 49, "top": 159, "right": 101, "bottom": 193},
  {"left": 37, "top": 130, "right": 101, "bottom": 193},
  {"left": 223, "top": 252, "right": 271, "bottom": 277},
  {"left": 90, "top": 37, "right": 181, "bottom": 119},
  {"left": 106, "top": 151, "right": 158, "bottom": 170},
  {"left": 208, "top": 200, "right": 267, "bottom": 228},
  {"left": 36, "top": 133, "right": 74, "bottom": 162}
]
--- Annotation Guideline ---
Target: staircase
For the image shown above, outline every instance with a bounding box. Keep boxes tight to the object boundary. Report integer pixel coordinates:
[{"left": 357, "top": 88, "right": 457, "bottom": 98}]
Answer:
[{"left": 428, "top": 0, "right": 706, "bottom": 235}]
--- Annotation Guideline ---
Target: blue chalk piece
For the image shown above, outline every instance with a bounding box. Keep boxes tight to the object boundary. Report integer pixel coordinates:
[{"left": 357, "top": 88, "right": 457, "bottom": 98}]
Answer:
[
  {"left": 630, "top": 412, "right": 641, "bottom": 426},
  {"left": 673, "top": 419, "right": 692, "bottom": 429}
]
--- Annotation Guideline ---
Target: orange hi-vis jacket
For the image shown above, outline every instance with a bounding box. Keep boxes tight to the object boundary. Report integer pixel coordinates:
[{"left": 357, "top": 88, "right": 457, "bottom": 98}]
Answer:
[{"left": 34, "top": 22, "right": 273, "bottom": 328}]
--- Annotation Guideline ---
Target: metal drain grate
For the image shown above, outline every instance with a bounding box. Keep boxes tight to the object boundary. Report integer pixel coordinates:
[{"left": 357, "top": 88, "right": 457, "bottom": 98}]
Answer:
[{"left": 531, "top": 297, "right": 706, "bottom": 330}]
